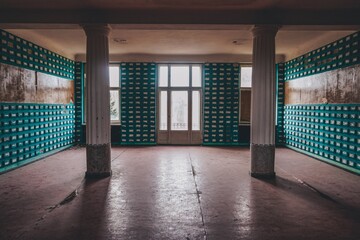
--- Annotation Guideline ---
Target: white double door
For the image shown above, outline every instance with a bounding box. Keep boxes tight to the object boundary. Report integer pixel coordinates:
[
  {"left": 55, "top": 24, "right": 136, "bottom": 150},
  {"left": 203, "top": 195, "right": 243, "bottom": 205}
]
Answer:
[{"left": 157, "top": 64, "right": 202, "bottom": 145}]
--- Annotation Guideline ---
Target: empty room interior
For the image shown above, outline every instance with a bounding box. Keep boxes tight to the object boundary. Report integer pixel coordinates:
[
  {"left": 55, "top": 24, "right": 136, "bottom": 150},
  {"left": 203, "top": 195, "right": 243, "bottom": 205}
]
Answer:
[{"left": 0, "top": 1, "right": 359, "bottom": 239}]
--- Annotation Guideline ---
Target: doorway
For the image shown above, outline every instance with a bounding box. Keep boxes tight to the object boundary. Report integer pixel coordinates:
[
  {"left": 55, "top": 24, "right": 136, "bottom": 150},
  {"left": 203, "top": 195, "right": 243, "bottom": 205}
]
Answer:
[{"left": 157, "top": 64, "right": 202, "bottom": 144}]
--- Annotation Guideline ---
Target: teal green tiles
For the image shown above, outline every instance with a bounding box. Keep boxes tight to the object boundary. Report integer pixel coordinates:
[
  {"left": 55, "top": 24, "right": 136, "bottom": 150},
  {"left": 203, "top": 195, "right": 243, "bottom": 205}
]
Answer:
[
  {"left": 0, "top": 103, "right": 75, "bottom": 173},
  {"left": 284, "top": 104, "right": 360, "bottom": 174},
  {"left": 280, "top": 31, "right": 360, "bottom": 173},
  {"left": 74, "top": 62, "right": 84, "bottom": 143},
  {"left": 276, "top": 63, "right": 285, "bottom": 145},
  {"left": 120, "top": 63, "right": 156, "bottom": 145},
  {"left": 284, "top": 31, "right": 359, "bottom": 81},
  {"left": 0, "top": 29, "right": 75, "bottom": 79},
  {"left": 203, "top": 63, "right": 240, "bottom": 145}
]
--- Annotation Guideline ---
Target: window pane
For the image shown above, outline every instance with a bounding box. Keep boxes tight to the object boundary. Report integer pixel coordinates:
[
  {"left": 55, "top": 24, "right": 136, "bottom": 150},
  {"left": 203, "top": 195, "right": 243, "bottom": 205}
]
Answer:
[
  {"left": 109, "top": 66, "right": 120, "bottom": 87},
  {"left": 171, "top": 66, "right": 189, "bottom": 87},
  {"left": 160, "top": 91, "right": 168, "bottom": 130},
  {"left": 192, "top": 65, "right": 202, "bottom": 87},
  {"left": 171, "top": 91, "right": 188, "bottom": 130},
  {"left": 110, "top": 90, "right": 120, "bottom": 121},
  {"left": 241, "top": 67, "right": 252, "bottom": 88},
  {"left": 192, "top": 91, "right": 200, "bottom": 130},
  {"left": 159, "top": 65, "right": 168, "bottom": 87}
]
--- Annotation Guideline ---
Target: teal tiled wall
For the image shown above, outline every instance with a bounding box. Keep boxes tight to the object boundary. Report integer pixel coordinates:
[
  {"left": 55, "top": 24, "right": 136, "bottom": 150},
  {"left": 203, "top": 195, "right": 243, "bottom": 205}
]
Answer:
[
  {"left": 203, "top": 63, "right": 240, "bottom": 145},
  {"left": 280, "top": 31, "right": 360, "bottom": 174},
  {"left": 284, "top": 31, "right": 359, "bottom": 81},
  {"left": 276, "top": 63, "right": 285, "bottom": 145},
  {"left": 0, "top": 103, "right": 75, "bottom": 173},
  {"left": 0, "top": 29, "right": 75, "bottom": 80},
  {"left": 74, "top": 62, "right": 84, "bottom": 143},
  {"left": 0, "top": 29, "right": 76, "bottom": 173},
  {"left": 120, "top": 63, "right": 156, "bottom": 145},
  {"left": 284, "top": 104, "right": 360, "bottom": 174}
]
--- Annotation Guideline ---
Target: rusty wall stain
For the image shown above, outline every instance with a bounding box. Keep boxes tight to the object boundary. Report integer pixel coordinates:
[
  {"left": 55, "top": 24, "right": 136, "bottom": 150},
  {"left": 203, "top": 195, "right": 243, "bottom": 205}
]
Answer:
[
  {"left": 0, "top": 63, "right": 30, "bottom": 102},
  {"left": 0, "top": 63, "right": 73, "bottom": 104},
  {"left": 285, "top": 64, "right": 360, "bottom": 104},
  {"left": 24, "top": 69, "right": 36, "bottom": 102}
]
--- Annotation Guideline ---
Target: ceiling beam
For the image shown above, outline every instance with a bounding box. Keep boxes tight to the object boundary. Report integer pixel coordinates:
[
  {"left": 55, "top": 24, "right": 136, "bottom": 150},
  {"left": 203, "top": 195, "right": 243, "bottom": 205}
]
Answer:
[
  {"left": 1, "top": 23, "right": 359, "bottom": 31},
  {"left": 0, "top": 9, "right": 360, "bottom": 25}
]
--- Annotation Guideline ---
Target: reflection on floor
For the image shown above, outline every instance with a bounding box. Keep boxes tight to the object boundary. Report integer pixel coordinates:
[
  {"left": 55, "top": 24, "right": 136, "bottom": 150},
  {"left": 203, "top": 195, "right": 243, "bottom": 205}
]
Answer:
[{"left": 0, "top": 146, "right": 359, "bottom": 240}]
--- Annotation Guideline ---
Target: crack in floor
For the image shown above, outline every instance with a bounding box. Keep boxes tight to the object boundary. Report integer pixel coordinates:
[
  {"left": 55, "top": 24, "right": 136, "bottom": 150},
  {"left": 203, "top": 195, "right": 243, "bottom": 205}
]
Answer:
[
  {"left": 111, "top": 149, "right": 127, "bottom": 162},
  {"left": 188, "top": 153, "right": 207, "bottom": 240}
]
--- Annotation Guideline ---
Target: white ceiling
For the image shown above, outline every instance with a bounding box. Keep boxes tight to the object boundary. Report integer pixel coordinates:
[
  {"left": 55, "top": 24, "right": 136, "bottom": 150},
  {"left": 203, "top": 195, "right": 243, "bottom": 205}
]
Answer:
[
  {"left": 0, "top": 1, "right": 358, "bottom": 62},
  {"left": 5, "top": 25, "right": 356, "bottom": 63}
]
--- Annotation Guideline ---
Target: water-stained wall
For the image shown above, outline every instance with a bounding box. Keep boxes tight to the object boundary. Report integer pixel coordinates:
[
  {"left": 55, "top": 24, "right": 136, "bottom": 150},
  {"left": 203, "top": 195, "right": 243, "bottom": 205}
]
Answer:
[
  {"left": 0, "top": 62, "right": 75, "bottom": 173},
  {"left": 0, "top": 63, "right": 74, "bottom": 104},
  {"left": 281, "top": 31, "right": 360, "bottom": 174},
  {"left": 285, "top": 64, "right": 360, "bottom": 104}
]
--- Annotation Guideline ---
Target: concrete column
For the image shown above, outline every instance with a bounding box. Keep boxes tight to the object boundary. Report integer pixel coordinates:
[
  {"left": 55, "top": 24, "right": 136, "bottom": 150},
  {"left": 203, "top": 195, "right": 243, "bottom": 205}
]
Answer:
[
  {"left": 250, "top": 25, "right": 279, "bottom": 178},
  {"left": 82, "top": 24, "right": 111, "bottom": 178}
]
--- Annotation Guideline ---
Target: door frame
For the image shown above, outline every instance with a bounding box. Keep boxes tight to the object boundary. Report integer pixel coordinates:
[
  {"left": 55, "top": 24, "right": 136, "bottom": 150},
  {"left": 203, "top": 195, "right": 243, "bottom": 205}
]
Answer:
[{"left": 157, "top": 63, "right": 203, "bottom": 145}]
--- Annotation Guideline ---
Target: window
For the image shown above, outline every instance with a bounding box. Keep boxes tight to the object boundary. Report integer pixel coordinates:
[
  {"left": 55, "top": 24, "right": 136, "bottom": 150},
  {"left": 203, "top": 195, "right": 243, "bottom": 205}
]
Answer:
[
  {"left": 239, "top": 66, "right": 252, "bottom": 124},
  {"left": 109, "top": 66, "right": 120, "bottom": 123},
  {"left": 240, "top": 66, "right": 252, "bottom": 88},
  {"left": 83, "top": 65, "right": 121, "bottom": 124},
  {"left": 158, "top": 64, "right": 202, "bottom": 131}
]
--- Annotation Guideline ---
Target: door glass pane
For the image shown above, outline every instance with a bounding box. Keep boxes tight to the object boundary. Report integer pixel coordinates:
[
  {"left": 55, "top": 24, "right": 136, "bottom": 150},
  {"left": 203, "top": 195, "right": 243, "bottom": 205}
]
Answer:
[
  {"left": 160, "top": 91, "right": 168, "bottom": 130},
  {"left": 192, "top": 91, "right": 200, "bottom": 130},
  {"left": 110, "top": 90, "right": 120, "bottom": 121},
  {"left": 109, "top": 66, "right": 120, "bottom": 87},
  {"left": 192, "top": 65, "right": 202, "bottom": 87},
  {"left": 240, "top": 66, "right": 252, "bottom": 88},
  {"left": 159, "top": 65, "right": 168, "bottom": 87},
  {"left": 171, "top": 91, "right": 188, "bottom": 130},
  {"left": 171, "top": 66, "right": 189, "bottom": 87}
]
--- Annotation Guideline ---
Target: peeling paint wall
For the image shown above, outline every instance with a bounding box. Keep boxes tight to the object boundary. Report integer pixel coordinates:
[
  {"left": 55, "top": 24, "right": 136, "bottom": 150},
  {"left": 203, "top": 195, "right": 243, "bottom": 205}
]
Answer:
[
  {"left": 283, "top": 64, "right": 360, "bottom": 174},
  {"left": 0, "top": 63, "right": 74, "bottom": 104},
  {"left": 285, "top": 64, "right": 360, "bottom": 104}
]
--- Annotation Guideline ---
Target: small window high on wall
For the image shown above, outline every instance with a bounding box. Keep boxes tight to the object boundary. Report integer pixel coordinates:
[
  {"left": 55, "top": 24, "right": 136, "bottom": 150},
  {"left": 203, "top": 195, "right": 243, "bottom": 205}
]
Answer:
[
  {"left": 83, "top": 65, "right": 121, "bottom": 124},
  {"left": 239, "top": 66, "right": 252, "bottom": 124}
]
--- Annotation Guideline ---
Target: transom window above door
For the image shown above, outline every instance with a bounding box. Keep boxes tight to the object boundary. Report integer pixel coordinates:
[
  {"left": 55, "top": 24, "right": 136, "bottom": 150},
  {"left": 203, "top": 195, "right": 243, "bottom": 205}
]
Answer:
[{"left": 158, "top": 64, "right": 202, "bottom": 87}]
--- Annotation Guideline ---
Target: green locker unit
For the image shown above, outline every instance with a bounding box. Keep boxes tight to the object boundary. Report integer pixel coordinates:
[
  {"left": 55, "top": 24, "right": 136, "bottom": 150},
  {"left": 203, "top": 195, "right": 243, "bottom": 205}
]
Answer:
[
  {"left": 0, "top": 29, "right": 75, "bottom": 80},
  {"left": 0, "top": 103, "right": 75, "bottom": 173},
  {"left": 203, "top": 63, "right": 240, "bottom": 145},
  {"left": 74, "top": 62, "right": 84, "bottom": 143},
  {"left": 276, "top": 63, "right": 285, "bottom": 145},
  {"left": 120, "top": 63, "right": 156, "bottom": 145},
  {"left": 284, "top": 104, "right": 360, "bottom": 174},
  {"left": 284, "top": 32, "right": 359, "bottom": 81}
]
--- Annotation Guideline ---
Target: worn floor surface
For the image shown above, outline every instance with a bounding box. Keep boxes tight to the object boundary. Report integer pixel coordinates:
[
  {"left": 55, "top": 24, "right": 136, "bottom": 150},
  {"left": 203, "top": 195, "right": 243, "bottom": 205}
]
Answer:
[{"left": 0, "top": 146, "right": 359, "bottom": 240}]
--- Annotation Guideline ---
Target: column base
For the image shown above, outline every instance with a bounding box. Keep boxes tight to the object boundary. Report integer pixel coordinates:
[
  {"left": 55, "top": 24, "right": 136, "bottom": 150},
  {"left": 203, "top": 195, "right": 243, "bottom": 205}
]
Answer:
[
  {"left": 250, "top": 171, "right": 276, "bottom": 179},
  {"left": 86, "top": 143, "right": 111, "bottom": 179},
  {"left": 85, "top": 171, "right": 112, "bottom": 179},
  {"left": 250, "top": 143, "right": 275, "bottom": 178}
]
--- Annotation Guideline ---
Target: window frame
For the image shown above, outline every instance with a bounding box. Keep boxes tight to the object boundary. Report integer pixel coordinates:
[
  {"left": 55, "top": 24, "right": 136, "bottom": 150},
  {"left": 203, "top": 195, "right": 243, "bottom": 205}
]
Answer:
[
  {"left": 83, "top": 64, "right": 121, "bottom": 125},
  {"left": 239, "top": 64, "right": 252, "bottom": 126},
  {"left": 109, "top": 64, "right": 121, "bottom": 125},
  {"left": 157, "top": 63, "right": 203, "bottom": 131}
]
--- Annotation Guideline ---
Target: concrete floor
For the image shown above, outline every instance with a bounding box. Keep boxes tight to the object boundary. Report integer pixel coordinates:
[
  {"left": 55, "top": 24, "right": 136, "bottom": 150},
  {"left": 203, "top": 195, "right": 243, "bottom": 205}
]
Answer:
[{"left": 0, "top": 146, "right": 359, "bottom": 240}]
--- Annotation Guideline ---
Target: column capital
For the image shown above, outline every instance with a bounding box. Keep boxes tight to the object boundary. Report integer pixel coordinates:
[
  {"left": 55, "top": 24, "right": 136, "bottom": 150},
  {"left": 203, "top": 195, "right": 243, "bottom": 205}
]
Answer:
[
  {"left": 81, "top": 24, "right": 111, "bottom": 37},
  {"left": 251, "top": 25, "right": 280, "bottom": 38}
]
